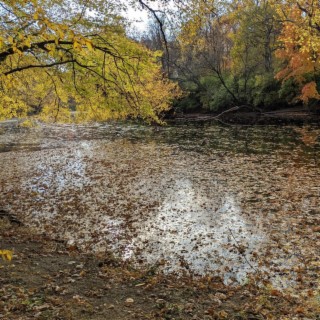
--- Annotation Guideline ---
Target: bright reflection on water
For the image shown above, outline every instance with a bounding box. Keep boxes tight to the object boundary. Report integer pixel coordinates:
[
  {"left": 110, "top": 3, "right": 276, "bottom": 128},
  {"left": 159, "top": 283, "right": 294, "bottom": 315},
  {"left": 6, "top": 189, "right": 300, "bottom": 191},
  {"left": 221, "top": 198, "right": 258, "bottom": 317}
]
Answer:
[
  {"left": 0, "top": 122, "right": 319, "bottom": 289},
  {"left": 127, "top": 183, "right": 264, "bottom": 284}
]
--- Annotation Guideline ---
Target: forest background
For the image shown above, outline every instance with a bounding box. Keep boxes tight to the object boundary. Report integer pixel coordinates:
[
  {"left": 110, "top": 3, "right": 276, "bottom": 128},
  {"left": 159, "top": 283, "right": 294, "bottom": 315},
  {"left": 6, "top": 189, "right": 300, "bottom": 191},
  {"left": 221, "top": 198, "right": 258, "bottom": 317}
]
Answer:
[{"left": 0, "top": 0, "right": 319, "bottom": 123}]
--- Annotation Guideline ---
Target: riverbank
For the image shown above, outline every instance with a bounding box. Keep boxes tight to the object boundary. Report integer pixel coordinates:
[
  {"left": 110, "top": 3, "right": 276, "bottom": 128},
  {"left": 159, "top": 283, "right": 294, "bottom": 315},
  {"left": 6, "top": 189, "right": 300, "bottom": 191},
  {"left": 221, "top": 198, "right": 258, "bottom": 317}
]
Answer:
[
  {"left": 1, "top": 222, "right": 318, "bottom": 320},
  {"left": 169, "top": 107, "right": 320, "bottom": 125}
]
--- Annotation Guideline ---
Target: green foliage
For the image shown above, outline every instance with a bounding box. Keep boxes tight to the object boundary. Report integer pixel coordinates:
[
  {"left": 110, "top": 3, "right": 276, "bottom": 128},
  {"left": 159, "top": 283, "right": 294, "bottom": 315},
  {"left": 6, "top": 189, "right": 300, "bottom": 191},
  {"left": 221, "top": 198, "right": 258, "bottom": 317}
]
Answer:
[
  {"left": 250, "top": 74, "right": 285, "bottom": 109},
  {"left": 173, "top": 92, "right": 201, "bottom": 113},
  {"left": 187, "top": 73, "right": 286, "bottom": 112},
  {"left": 278, "top": 78, "right": 302, "bottom": 105},
  {"left": 169, "top": 0, "right": 320, "bottom": 112},
  {"left": 199, "top": 76, "right": 234, "bottom": 111}
]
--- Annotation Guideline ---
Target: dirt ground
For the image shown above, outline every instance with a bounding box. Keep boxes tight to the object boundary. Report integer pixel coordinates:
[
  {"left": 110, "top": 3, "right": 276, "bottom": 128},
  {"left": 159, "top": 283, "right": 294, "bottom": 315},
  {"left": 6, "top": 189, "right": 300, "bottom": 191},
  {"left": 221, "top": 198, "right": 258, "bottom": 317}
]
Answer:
[{"left": 0, "top": 221, "right": 319, "bottom": 320}]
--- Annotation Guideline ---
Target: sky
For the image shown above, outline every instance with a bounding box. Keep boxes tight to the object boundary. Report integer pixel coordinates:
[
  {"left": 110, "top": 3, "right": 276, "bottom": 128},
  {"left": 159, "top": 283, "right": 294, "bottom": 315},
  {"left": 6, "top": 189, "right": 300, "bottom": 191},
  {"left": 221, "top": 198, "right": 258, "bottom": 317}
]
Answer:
[
  {"left": 123, "top": 0, "right": 175, "bottom": 34},
  {"left": 125, "top": 4, "right": 152, "bottom": 33}
]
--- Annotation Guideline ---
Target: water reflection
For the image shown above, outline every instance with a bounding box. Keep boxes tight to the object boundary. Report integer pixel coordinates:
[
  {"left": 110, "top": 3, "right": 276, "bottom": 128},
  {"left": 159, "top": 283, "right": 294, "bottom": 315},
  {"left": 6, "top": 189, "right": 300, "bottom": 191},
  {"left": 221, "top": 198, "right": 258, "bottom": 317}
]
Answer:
[{"left": 126, "top": 179, "right": 264, "bottom": 284}]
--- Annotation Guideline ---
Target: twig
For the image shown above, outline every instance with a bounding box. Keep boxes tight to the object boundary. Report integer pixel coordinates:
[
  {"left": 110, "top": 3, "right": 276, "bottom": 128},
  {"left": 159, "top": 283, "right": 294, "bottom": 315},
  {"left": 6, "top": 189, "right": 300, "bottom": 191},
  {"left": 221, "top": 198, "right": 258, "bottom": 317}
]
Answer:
[{"left": 228, "top": 227, "right": 259, "bottom": 273}]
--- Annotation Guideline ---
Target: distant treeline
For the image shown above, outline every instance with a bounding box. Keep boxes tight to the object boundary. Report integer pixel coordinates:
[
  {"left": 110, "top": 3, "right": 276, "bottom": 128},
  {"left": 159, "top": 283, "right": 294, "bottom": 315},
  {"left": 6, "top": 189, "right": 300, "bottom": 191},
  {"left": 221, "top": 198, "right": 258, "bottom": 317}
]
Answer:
[{"left": 139, "top": 0, "right": 320, "bottom": 113}]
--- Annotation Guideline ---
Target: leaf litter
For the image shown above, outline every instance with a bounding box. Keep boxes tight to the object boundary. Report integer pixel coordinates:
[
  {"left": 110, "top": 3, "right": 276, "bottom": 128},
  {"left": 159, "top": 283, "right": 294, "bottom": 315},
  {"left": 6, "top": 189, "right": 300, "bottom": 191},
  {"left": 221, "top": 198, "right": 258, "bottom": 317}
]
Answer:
[{"left": 0, "top": 122, "right": 319, "bottom": 319}]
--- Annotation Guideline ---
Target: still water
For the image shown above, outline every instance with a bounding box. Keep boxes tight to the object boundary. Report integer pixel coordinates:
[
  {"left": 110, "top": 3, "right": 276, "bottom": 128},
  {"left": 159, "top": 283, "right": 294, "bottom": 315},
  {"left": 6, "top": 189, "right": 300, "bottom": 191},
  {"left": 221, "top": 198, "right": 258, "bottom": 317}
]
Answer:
[{"left": 0, "top": 122, "right": 319, "bottom": 291}]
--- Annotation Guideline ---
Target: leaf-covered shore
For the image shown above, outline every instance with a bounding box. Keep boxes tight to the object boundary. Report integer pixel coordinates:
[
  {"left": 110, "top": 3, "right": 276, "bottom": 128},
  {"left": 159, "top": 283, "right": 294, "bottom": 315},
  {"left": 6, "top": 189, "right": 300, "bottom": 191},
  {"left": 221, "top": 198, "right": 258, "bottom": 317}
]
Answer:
[{"left": 0, "top": 223, "right": 318, "bottom": 320}]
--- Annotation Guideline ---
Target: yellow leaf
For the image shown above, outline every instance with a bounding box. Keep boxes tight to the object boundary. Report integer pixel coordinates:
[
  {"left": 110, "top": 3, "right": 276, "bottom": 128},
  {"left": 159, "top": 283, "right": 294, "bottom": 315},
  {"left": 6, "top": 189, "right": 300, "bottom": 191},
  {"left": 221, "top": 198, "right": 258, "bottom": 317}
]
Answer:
[
  {"left": 85, "top": 39, "right": 94, "bottom": 51},
  {"left": 57, "top": 29, "right": 64, "bottom": 39},
  {"left": 0, "top": 249, "right": 13, "bottom": 261},
  {"left": 24, "top": 38, "right": 31, "bottom": 48},
  {"left": 73, "top": 40, "right": 82, "bottom": 51}
]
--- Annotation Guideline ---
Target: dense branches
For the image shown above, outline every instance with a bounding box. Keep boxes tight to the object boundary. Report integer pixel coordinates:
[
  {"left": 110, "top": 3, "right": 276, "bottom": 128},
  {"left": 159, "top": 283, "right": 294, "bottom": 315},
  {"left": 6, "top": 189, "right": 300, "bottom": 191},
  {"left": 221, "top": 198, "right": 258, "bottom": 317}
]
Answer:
[
  {"left": 0, "top": 0, "right": 319, "bottom": 121},
  {"left": 141, "top": 0, "right": 319, "bottom": 112},
  {"left": 0, "top": 0, "right": 180, "bottom": 122}
]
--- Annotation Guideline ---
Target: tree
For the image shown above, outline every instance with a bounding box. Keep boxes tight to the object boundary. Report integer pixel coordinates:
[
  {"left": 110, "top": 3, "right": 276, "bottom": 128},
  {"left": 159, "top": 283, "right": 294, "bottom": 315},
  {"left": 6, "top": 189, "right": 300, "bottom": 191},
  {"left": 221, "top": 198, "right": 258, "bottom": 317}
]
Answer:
[
  {"left": 274, "top": 0, "right": 320, "bottom": 104},
  {"left": 226, "top": 0, "right": 284, "bottom": 107},
  {"left": 169, "top": 0, "right": 241, "bottom": 110},
  {"left": 0, "top": 0, "right": 180, "bottom": 122}
]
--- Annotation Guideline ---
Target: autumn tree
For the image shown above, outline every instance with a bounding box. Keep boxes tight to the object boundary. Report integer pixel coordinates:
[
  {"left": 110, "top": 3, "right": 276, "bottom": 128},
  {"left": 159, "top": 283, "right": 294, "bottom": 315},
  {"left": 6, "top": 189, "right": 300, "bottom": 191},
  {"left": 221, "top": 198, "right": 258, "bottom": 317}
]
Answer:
[
  {"left": 164, "top": 0, "right": 238, "bottom": 110},
  {"left": 226, "top": 0, "right": 285, "bottom": 107},
  {"left": 153, "top": 0, "right": 319, "bottom": 111},
  {"left": 274, "top": 0, "right": 320, "bottom": 104},
  {"left": 0, "top": 0, "right": 180, "bottom": 122}
]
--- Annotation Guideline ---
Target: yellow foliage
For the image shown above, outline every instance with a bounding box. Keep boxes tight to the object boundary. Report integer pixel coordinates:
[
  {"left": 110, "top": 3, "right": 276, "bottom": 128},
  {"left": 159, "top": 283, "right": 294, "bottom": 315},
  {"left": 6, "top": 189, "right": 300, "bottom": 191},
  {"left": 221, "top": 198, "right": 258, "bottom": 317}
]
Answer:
[
  {"left": 0, "top": 0, "right": 180, "bottom": 123},
  {"left": 0, "top": 249, "right": 13, "bottom": 262},
  {"left": 177, "top": 0, "right": 218, "bottom": 49}
]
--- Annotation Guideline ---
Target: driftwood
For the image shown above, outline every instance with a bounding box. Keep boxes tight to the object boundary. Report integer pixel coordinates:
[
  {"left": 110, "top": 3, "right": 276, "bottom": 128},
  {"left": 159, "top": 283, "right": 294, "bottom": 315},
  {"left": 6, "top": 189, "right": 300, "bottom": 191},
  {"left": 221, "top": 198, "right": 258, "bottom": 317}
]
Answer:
[{"left": 173, "top": 105, "right": 260, "bottom": 123}]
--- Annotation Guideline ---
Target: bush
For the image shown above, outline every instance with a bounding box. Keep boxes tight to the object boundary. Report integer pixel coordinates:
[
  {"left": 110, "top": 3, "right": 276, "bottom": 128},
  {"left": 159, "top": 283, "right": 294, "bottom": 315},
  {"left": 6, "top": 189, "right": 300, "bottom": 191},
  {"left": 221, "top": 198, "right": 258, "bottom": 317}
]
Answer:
[
  {"left": 250, "top": 73, "right": 288, "bottom": 109},
  {"left": 199, "top": 75, "right": 234, "bottom": 111}
]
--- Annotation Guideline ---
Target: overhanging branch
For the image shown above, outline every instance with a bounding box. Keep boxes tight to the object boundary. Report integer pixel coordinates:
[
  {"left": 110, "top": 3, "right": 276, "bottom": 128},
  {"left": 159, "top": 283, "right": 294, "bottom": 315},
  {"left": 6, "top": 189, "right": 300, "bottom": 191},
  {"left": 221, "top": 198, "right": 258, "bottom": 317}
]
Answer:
[{"left": 4, "top": 59, "right": 76, "bottom": 75}]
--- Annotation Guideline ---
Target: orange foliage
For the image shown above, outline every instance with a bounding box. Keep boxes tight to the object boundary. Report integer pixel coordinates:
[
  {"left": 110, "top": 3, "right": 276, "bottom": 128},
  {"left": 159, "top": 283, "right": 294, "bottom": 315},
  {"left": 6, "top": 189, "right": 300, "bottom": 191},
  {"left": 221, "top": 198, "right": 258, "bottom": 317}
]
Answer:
[
  {"left": 300, "top": 82, "right": 320, "bottom": 104},
  {"left": 275, "top": 1, "right": 320, "bottom": 103}
]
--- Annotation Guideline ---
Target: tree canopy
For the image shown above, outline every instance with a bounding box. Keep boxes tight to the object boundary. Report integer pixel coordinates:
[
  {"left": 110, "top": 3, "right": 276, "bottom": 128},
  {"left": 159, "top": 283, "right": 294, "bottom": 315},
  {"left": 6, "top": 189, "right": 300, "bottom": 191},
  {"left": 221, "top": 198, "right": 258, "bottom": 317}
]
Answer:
[
  {"left": 0, "top": 0, "right": 319, "bottom": 121},
  {"left": 140, "top": 0, "right": 319, "bottom": 112},
  {"left": 0, "top": 0, "right": 180, "bottom": 122},
  {"left": 274, "top": 0, "right": 320, "bottom": 103}
]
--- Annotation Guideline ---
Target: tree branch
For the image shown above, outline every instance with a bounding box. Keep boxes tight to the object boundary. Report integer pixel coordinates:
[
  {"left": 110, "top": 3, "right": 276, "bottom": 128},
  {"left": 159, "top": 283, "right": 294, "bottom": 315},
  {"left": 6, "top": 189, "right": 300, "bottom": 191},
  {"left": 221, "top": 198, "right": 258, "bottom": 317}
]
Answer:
[
  {"left": 0, "top": 40, "right": 74, "bottom": 62},
  {"left": 138, "top": 0, "right": 170, "bottom": 74},
  {"left": 4, "top": 60, "right": 76, "bottom": 75}
]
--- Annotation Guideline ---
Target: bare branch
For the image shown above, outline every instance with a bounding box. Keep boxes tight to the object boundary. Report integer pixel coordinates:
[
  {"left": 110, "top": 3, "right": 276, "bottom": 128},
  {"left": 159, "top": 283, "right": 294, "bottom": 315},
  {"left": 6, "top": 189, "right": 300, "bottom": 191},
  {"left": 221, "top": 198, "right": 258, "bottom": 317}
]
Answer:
[{"left": 138, "top": 0, "right": 170, "bottom": 74}]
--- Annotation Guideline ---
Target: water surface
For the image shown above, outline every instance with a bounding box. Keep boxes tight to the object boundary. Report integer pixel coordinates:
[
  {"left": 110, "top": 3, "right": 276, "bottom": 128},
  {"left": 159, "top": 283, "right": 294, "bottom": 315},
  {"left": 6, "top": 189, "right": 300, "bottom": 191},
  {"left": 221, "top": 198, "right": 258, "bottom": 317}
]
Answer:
[{"left": 0, "top": 122, "right": 319, "bottom": 292}]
